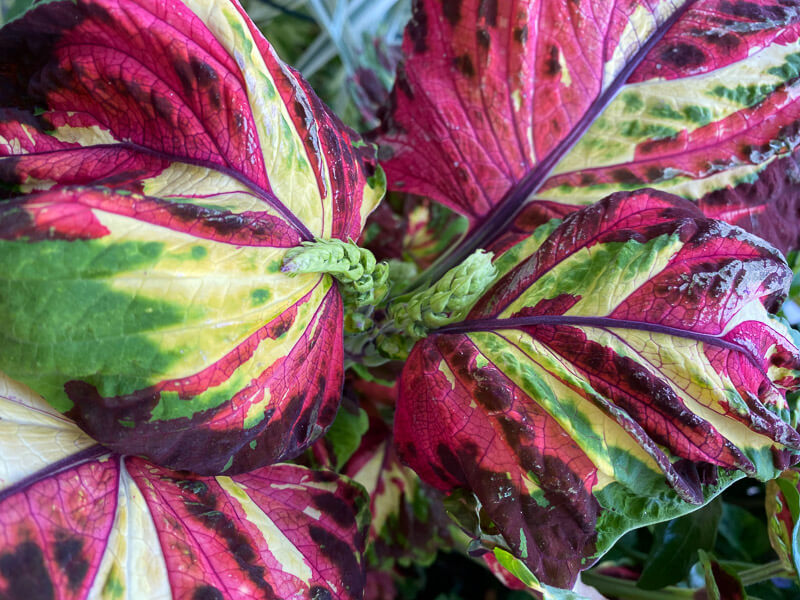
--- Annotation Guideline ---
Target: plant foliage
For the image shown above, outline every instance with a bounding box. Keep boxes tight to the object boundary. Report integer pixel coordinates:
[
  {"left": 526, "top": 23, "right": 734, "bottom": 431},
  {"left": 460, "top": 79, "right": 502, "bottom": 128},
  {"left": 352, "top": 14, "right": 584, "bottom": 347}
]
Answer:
[{"left": 2, "top": 0, "right": 800, "bottom": 598}]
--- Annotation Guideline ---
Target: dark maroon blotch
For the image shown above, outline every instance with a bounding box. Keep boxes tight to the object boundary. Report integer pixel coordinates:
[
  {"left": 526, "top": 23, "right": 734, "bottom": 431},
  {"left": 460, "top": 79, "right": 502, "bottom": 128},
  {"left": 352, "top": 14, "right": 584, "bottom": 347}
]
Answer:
[
  {"left": 178, "top": 479, "right": 277, "bottom": 597},
  {"left": 53, "top": 534, "right": 89, "bottom": 589},
  {"left": 309, "top": 585, "right": 334, "bottom": 600},
  {"left": 544, "top": 45, "right": 560, "bottom": 76},
  {"left": 659, "top": 43, "right": 706, "bottom": 68},
  {"left": 308, "top": 526, "right": 364, "bottom": 598},
  {"left": 192, "top": 586, "right": 225, "bottom": 600},
  {"left": 442, "top": 0, "right": 462, "bottom": 25},
  {"left": 0, "top": 541, "right": 55, "bottom": 600},
  {"left": 705, "top": 31, "right": 741, "bottom": 51},
  {"left": 311, "top": 493, "right": 355, "bottom": 529},
  {"left": 407, "top": 1, "right": 429, "bottom": 53},
  {"left": 478, "top": 0, "right": 498, "bottom": 26},
  {"left": 611, "top": 168, "right": 641, "bottom": 185},
  {"left": 719, "top": 0, "right": 792, "bottom": 22},
  {"left": 454, "top": 54, "right": 475, "bottom": 77},
  {"left": 436, "top": 443, "right": 466, "bottom": 483}
]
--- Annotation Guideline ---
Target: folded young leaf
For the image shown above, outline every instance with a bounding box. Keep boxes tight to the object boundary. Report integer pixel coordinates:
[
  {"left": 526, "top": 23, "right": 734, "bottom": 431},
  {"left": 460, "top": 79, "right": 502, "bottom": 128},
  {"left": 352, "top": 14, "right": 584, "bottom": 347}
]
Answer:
[
  {"left": 377, "top": 0, "right": 800, "bottom": 277},
  {"left": 0, "top": 0, "right": 385, "bottom": 473},
  {"left": 394, "top": 190, "right": 800, "bottom": 589},
  {"left": 766, "top": 467, "right": 800, "bottom": 573},
  {"left": 0, "top": 372, "right": 370, "bottom": 600},
  {"left": 343, "top": 416, "right": 453, "bottom": 570}
]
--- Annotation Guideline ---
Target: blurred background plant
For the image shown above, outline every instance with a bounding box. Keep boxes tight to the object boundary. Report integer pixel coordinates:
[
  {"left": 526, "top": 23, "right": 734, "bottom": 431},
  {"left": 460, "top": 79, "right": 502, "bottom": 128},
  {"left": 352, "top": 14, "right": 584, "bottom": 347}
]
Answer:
[{"left": 244, "top": 0, "right": 409, "bottom": 128}]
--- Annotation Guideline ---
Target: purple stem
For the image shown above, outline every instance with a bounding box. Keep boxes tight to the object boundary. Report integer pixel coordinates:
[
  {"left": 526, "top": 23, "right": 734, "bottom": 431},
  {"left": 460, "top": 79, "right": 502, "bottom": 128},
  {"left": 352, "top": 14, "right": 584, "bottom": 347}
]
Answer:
[
  {"left": 0, "top": 444, "right": 112, "bottom": 503},
  {"left": 419, "top": 0, "right": 698, "bottom": 286},
  {"left": 436, "top": 315, "right": 765, "bottom": 374}
]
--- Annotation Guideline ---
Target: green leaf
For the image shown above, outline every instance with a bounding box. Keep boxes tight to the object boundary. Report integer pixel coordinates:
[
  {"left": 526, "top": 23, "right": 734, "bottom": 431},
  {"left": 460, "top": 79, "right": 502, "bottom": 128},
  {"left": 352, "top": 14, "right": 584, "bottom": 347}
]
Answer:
[
  {"left": 324, "top": 403, "right": 369, "bottom": 471},
  {"left": 698, "top": 549, "right": 748, "bottom": 600},
  {"left": 717, "top": 503, "right": 771, "bottom": 563},
  {"left": 637, "top": 499, "right": 722, "bottom": 590}
]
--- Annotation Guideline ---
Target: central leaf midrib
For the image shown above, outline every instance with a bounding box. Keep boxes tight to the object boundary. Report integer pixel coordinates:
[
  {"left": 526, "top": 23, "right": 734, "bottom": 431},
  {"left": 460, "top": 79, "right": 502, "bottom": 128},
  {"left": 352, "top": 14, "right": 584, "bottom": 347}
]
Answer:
[
  {"left": 436, "top": 314, "right": 765, "bottom": 375},
  {"left": 70, "top": 141, "right": 316, "bottom": 242}
]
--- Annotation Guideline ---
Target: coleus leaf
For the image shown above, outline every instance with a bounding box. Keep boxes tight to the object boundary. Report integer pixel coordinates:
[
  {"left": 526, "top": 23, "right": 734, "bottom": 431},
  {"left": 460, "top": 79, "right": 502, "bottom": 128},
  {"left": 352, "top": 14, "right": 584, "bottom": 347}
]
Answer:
[
  {"left": 766, "top": 467, "right": 800, "bottom": 574},
  {"left": 342, "top": 416, "right": 453, "bottom": 570},
  {"left": 377, "top": 0, "right": 800, "bottom": 283},
  {"left": 637, "top": 499, "right": 721, "bottom": 589},
  {"left": 0, "top": 372, "right": 371, "bottom": 599},
  {"left": 0, "top": 0, "right": 384, "bottom": 473},
  {"left": 698, "top": 549, "right": 748, "bottom": 600},
  {"left": 394, "top": 189, "right": 800, "bottom": 589}
]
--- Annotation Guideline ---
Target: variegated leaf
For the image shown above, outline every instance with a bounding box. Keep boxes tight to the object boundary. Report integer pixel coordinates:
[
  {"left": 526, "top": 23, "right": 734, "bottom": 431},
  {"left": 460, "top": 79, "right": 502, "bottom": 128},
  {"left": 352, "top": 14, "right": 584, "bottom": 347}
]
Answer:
[
  {"left": 0, "top": 372, "right": 370, "bottom": 600},
  {"left": 766, "top": 467, "right": 800, "bottom": 573},
  {"left": 343, "top": 416, "right": 452, "bottom": 570},
  {"left": 377, "top": 0, "right": 800, "bottom": 285},
  {"left": 394, "top": 190, "right": 800, "bottom": 588},
  {"left": 0, "top": 0, "right": 385, "bottom": 473}
]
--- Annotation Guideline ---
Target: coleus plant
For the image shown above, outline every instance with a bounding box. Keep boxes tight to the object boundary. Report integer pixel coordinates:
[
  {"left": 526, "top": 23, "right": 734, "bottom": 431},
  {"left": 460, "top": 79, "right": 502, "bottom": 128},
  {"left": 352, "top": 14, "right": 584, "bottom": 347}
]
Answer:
[{"left": 2, "top": 0, "right": 800, "bottom": 598}]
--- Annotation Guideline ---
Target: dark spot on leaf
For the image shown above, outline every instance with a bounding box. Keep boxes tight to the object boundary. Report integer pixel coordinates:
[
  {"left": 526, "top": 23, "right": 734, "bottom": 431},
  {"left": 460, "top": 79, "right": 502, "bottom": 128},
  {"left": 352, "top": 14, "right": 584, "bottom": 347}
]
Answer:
[
  {"left": 309, "top": 526, "right": 364, "bottom": 597},
  {"left": 395, "top": 65, "right": 414, "bottom": 99},
  {"left": 476, "top": 28, "right": 490, "bottom": 48},
  {"left": 267, "top": 314, "right": 293, "bottom": 339},
  {"left": 705, "top": 31, "right": 740, "bottom": 51},
  {"left": 312, "top": 493, "right": 354, "bottom": 528},
  {"left": 193, "top": 585, "right": 225, "bottom": 600},
  {"left": 310, "top": 470, "right": 340, "bottom": 483},
  {"left": 442, "top": 0, "right": 461, "bottom": 25},
  {"left": 454, "top": 54, "right": 475, "bottom": 77},
  {"left": 660, "top": 43, "right": 705, "bottom": 68},
  {"left": 0, "top": 541, "right": 54, "bottom": 600},
  {"left": 191, "top": 57, "right": 218, "bottom": 88},
  {"left": 178, "top": 479, "right": 209, "bottom": 495},
  {"left": 232, "top": 110, "right": 245, "bottom": 133},
  {"left": 719, "top": 0, "right": 791, "bottom": 21},
  {"left": 174, "top": 59, "right": 195, "bottom": 96},
  {"left": 513, "top": 25, "right": 528, "bottom": 44},
  {"left": 544, "top": 45, "right": 560, "bottom": 76},
  {"left": 309, "top": 586, "right": 333, "bottom": 600},
  {"left": 54, "top": 534, "right": 88, "bottom": 589},
  {"left": 180, "top": 481, "right": 276, "bottom": 597},
  {"left": 152, "top": 94, "right": 174, "bottom": 121},
  {"left": 646, "top": 166, "right": 665, "bottom": 181},
  {"left": 436, "top": 443, "right": 466, "bottom": 482},
  {"left": 407, "top": 3, "right": 428, "bottom": 53},
  {"left": 611, "top": 168, "right": 641, "bottom": 184},
  {"left": 0, "top": 202, "right": 33, "bottom": 239},
  {"left": 579, "top": 173, "right": 596, "bottom": 186},
  {"left": 474, "top": 377, "right": 511, "bottom": 412},
  {"left": 403, "top": 442, "right": 417, "bottom": 459},
  {"left": 478, "top": 0, "right": 497, "bottom": 26}
]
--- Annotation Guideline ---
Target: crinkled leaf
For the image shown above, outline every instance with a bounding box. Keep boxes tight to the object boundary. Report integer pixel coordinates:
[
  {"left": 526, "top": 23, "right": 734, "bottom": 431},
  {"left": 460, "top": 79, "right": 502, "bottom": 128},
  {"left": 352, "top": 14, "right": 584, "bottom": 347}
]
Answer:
[
  {"left": 395, "top": 189, "right": 800, "bottom": 588},
  {"left": 343, "top": 416, "right": 453, "bottom": 570},
  {"left": 767, "top": 468, "right": 800, "bottom": 573},
  {"left": 0, "top": 0, "right": 384, "bottom": 473},
  {"left": 698, "top": 549, "right": 748, "bottom": 600},
  {"left": 637, "top": 499, "right": 721, "bottom": 590},
  {"left": 0, "top": 372, "right": 371, "bottom": 600},
  {"left": 377, "top": 0, "right": 800, "bottom": 284}
]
